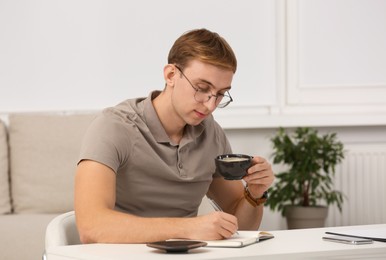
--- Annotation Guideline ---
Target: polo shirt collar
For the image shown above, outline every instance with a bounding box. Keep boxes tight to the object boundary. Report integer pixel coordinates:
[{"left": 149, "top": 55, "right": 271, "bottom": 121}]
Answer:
[{"left": 143, "top": 91, "right": 206, "bottom": 145}]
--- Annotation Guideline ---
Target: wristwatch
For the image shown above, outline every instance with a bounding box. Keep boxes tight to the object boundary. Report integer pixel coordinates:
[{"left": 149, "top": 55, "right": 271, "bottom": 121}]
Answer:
[{"left": 244, "top": 186, "right": 268, "bottom": 207}]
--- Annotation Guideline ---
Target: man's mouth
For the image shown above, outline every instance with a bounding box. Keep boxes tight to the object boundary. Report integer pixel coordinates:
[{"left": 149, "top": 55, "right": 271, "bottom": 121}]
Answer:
[{"left": 194, "top": 110, "right": 207, "bottom": 118}]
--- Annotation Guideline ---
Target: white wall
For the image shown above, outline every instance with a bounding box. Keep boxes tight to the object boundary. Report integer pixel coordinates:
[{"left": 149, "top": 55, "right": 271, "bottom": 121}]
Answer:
[
  {"left": 2, "top": 0, "right": 385, "bottom": 128},
  {"left": 0, "top": 0, "right": 276, "bottom": 113}
]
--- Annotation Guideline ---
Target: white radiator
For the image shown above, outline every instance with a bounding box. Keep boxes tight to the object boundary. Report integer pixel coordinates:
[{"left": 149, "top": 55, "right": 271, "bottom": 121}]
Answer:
[{"left": 326, "top": 144, "right": 386, "bottom": 227}]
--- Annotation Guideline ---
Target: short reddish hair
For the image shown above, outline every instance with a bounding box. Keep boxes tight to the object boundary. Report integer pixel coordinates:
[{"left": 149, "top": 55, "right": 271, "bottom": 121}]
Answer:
[{"left": 168, "top": 28, "right": 237, "bottom": 73}]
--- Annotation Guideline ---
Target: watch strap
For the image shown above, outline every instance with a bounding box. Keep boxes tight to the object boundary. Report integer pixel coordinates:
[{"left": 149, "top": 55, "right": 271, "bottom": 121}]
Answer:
[{"left": 244, "top": 186, "right": 268, "bottom": 207}]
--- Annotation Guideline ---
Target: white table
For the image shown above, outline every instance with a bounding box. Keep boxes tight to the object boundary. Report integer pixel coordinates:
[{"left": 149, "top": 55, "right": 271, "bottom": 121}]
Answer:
[{"left": 46, "top": 224, "right": 386, "bottom": 260}]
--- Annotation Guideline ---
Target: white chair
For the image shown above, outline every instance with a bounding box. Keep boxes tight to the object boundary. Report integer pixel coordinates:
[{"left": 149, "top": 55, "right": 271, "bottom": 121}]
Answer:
[{"left": 43, "top": 211, "right": 81, "bottom": 259}]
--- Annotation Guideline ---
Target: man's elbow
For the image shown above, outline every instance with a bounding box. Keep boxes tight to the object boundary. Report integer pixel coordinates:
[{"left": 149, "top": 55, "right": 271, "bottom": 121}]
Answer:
[{"left": 77, "top": 222, "right": 100, "bottom": 244}]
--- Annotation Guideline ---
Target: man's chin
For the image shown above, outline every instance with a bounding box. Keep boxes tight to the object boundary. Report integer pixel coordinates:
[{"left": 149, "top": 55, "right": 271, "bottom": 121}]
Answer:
[{"left": 186, "top": 118, "right": 205, "bottom": 126}]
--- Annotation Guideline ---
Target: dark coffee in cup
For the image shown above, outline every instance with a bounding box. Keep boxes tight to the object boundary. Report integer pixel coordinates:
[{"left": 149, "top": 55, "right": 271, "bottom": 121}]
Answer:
[{"left": 215, "top": 154, "right": 252, "bottom": 180}]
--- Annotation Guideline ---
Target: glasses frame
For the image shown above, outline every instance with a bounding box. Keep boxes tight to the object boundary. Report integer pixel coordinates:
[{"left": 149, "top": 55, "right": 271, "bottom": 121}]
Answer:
[{"left": 175, "top": 65, "right": 233, "bottom": 108}]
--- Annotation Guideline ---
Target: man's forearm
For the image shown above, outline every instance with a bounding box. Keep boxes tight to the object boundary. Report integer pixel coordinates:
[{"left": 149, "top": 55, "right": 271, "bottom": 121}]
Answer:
[
  {"left": 76, "top": 208, "right": 238, "bottom": 244},
  {"left": 234, "top": 198, "right": 263, "bottom": 230},
  {"left": 77, "top": 209, "right": 188, "bottom": 244}
]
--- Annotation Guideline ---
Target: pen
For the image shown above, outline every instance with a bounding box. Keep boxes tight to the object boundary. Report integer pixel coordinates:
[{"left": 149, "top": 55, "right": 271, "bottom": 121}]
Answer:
[{"left": 209, "top": 198, "right": 239, "bottom": 235}]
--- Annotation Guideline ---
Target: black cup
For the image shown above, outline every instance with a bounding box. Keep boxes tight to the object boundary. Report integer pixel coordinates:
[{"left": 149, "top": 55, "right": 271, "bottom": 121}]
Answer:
[{"left": 215, "top": 154, "right": 253, "bottom": 180}]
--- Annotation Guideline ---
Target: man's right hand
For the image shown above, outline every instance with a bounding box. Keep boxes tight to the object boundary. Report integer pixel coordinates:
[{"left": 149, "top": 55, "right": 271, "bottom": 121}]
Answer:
[{"left": 184, "top": 211, "right": 238, "bottom": 241}]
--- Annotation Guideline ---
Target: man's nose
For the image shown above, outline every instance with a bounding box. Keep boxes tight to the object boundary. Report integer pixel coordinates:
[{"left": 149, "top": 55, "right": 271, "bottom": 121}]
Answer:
[{"left": 204, "top": 96, "right": 218, "bottom": 111}]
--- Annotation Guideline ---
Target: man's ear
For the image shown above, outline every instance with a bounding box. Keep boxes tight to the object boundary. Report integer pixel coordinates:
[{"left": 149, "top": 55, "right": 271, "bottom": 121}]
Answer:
[{"left": 163, "top": 64, "right": 176, "bottom": 88}]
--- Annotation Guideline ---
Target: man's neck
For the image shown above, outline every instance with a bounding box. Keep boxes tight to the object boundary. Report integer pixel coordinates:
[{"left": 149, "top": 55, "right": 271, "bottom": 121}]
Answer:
[{"left": 152, "top": 91, "right": 185, "bottom": 145}]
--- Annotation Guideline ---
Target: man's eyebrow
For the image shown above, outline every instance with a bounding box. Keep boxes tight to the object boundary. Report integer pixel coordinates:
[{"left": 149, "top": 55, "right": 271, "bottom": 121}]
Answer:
[{"left": 196, "top": 78, "right": 232, "bottom": 91}]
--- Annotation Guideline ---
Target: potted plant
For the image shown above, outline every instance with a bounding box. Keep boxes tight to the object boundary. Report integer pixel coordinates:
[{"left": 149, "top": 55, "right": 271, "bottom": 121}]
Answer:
[{"left": 265, "top": 127, "right": 345, "bottom": 229}]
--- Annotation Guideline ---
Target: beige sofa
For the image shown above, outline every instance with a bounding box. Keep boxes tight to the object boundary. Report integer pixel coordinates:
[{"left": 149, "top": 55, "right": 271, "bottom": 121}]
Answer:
[{"left": 0, "top": 112, "right": 96, "bottom": 260}]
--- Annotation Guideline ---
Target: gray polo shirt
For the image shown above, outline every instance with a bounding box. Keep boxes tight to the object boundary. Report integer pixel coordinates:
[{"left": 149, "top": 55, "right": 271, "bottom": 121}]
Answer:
[{"left": 79, "top": 91, "right": 232, "bottom": 217}]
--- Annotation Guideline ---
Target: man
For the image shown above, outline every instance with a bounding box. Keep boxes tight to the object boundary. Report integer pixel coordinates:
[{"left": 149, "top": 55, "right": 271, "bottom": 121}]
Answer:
[{"left": 74, "top": 28, "right": 274, "bottom": 244}]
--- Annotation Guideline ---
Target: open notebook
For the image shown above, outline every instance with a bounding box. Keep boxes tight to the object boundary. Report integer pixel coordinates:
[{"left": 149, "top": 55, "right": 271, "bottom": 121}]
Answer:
[{"left": 204, "top": 231, "right": 274, "bottom": 248}]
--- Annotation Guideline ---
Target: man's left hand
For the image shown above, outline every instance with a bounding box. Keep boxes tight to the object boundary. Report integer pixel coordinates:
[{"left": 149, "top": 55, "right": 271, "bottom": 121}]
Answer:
[{"left": 242, "top": 156, "right": 274, "bottom": 198}]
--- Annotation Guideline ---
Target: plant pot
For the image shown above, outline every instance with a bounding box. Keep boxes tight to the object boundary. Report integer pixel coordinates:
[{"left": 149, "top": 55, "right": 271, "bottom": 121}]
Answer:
[{"left": 285, "top": 206, "right": 328, "bottom": 229}]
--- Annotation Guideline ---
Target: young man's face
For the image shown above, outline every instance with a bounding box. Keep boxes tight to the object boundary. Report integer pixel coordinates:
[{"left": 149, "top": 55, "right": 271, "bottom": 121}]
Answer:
[{"left": 171, "top": 60, "right": 234, "bottom": 126}]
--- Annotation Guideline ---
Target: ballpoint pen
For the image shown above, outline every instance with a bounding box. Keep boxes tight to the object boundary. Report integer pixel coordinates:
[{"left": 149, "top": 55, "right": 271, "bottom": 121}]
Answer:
[{"left": 208, "top": 198, "right": 239, "bottom": 235}]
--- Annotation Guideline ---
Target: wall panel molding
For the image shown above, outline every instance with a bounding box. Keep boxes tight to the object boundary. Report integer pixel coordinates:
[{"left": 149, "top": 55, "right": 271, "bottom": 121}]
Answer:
[{"left": 286, "top": 0, "right": 386, "bottom": 107}]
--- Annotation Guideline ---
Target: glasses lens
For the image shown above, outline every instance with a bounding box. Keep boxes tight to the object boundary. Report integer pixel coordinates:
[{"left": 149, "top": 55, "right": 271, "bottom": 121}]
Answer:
[
  {"left": 193, "top": 90, "right": 207, "bottom": 103},
  {"left": 217, "top": 95, "right": 232, "bottom": 108},
  {"left": 193, "top": 88, "right": 232, "bottom": 108}
]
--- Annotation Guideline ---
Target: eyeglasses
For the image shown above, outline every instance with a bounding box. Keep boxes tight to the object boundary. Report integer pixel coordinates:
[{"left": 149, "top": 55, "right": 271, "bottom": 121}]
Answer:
[{"left": 175, "top": 65, "right": 233, "bottom": 108}]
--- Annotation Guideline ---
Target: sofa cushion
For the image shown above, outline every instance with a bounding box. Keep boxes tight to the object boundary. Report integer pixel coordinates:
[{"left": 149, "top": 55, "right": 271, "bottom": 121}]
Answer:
[
  {"left": 0, "top": 119, "right": 11, "bottom": 214},
  {"left": 0, "top": 214, "right": 58, "bottom": 260},
  {"left": 9, "top": 113, "right": 96, "bottom": 213}
]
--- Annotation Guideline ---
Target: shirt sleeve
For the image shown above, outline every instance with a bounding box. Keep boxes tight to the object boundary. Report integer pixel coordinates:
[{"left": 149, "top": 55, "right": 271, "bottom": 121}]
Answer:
[{"left": 78, "top": 113, "right": 133, "bottom": 174}]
